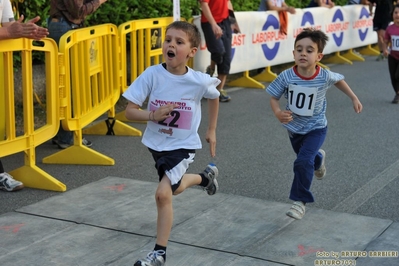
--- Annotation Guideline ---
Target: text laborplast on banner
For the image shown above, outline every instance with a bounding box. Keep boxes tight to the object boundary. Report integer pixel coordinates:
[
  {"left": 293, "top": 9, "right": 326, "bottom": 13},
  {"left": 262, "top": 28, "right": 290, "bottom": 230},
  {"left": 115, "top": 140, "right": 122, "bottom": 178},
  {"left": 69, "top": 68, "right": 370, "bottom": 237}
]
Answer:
[{"left": 193, "top": 5, "right": 377, "bottom": 74}]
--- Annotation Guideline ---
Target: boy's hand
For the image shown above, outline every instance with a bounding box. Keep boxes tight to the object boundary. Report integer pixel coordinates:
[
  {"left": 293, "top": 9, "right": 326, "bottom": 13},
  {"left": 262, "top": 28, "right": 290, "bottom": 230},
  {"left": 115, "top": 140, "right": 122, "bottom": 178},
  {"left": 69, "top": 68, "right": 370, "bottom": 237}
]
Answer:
[
  {"left": 276, "top": 110, "right": 293, "bottom": 124},
  {"left": 152, "top": 103, "right": 179, "bottom": 121},
  {"left": 206, "top": 129, "right": 216, "bottom": 157},
  {"left": 353, "top": 99, "right": 363, "bottom": 114}
]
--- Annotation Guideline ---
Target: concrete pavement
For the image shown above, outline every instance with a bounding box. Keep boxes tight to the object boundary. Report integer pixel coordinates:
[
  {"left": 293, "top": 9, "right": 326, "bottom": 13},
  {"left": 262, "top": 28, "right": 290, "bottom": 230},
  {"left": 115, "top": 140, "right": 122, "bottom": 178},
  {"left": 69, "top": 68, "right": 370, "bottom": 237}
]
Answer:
[{"left": 1, "top": 176, "right": 398, "bottom": 266}]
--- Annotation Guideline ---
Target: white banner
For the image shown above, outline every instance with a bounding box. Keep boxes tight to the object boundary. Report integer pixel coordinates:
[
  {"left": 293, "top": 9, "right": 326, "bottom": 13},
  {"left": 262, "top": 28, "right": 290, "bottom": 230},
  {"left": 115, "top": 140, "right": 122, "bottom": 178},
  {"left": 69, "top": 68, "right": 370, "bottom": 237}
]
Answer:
[{"left": 193, "top": 6, "right": 377, "bottom": 74}]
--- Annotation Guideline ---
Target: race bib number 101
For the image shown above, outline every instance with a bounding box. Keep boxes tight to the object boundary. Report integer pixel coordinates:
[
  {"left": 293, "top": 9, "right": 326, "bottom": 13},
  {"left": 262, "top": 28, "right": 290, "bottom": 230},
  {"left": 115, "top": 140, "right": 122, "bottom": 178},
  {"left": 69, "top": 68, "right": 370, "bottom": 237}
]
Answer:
[{"left": 288, "top": 84, "right": 318, "bottom": 116}]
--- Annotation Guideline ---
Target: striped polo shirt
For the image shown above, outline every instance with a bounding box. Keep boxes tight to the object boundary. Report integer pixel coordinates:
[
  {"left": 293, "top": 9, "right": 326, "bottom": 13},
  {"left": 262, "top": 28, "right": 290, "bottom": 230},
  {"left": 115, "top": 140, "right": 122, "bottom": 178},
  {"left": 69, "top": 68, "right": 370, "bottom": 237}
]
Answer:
[{"left": 266, "top": 65, "right": 344, "bottom": 134}]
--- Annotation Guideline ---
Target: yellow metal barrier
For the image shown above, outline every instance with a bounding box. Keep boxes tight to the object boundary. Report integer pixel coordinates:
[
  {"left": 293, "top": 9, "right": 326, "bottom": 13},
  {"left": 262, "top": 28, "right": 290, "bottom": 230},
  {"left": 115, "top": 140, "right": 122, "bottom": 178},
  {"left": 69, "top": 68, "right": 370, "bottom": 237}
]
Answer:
[
  {"left": 0, "top": 53, "right": 4, "bottom": 140},
  {"left": 43, "top": 24, "right": 140, "bottom": 165},
  {"left": 115, "top": 17, "right": 176, "bottom": 122},
  {"left": 0, "top": 38, "right": 66, "bottom": 191}
]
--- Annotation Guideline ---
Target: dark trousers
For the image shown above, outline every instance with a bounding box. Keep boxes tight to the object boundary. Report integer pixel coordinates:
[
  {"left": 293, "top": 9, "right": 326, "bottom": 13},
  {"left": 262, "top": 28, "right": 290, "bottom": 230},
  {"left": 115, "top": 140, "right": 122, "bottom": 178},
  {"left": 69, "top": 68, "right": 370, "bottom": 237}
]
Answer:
[
  {"left": 288, "top": 127, "right": 327, "bottom": 203},
  {"left": 48, "top": 18, "right": 79, "bottom": 145},
  {"left": 388, "top": 55, "right": 399, "bottom": 94}
]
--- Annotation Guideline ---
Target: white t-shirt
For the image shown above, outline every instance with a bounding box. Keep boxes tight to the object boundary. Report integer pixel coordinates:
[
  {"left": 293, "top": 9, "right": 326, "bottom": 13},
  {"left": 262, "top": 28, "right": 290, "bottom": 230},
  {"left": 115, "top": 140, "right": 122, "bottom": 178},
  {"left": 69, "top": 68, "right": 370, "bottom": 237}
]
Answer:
[
  {"left": 122, "top": 64, "right": 220, "bottom": 151},
  {"left": 0, "top": 0, "right": 15, "bottom": 24}
]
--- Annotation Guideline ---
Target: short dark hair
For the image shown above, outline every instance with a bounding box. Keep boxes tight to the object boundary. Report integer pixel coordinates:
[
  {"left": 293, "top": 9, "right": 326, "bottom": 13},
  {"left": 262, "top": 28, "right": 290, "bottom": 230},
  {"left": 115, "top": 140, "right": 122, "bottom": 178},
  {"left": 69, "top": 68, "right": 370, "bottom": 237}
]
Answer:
[
  {"left": 295, "top": 28, "right": 329, "bottom": 53},
  {"left": 166, "top": 21, "right": 201, "bottom": 48}
]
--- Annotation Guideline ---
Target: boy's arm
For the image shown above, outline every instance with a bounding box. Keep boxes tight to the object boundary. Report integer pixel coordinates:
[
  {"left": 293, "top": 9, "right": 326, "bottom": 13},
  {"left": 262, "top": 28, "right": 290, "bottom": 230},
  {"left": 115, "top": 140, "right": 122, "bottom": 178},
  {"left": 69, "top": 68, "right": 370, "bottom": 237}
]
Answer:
[
  {"left": 125, "top": 101, "right": 149, "bottom": 121},
  {"left": 125, "top": 101, "right": 178, "bottom": 121},
  {"left": 206, "top": 98, "right": 219, "bottom": 158},
  {"left": 334, "top": 80, "right": 363, "bottom": 113},
  {"left": 270, "top": 96, "right": 293, "bottom": 124}
]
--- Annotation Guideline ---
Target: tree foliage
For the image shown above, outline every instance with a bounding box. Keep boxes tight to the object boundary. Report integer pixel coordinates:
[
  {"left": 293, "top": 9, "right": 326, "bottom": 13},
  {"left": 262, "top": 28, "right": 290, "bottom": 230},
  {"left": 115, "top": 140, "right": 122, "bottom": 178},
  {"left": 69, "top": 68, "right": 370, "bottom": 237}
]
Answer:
[{"left": 12, "top": 0, "right": 351, "bottom": 27}]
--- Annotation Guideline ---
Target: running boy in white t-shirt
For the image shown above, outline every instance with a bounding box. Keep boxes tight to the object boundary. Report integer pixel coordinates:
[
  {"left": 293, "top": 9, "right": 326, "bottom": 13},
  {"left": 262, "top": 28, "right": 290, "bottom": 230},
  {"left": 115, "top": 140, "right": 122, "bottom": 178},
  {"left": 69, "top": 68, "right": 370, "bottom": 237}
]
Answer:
[
  {"left": 123, "top": 21, "right": 220, "bottom": 266},
  {"left": 266, "top": 28, "right": 363, "bottom": 220}
]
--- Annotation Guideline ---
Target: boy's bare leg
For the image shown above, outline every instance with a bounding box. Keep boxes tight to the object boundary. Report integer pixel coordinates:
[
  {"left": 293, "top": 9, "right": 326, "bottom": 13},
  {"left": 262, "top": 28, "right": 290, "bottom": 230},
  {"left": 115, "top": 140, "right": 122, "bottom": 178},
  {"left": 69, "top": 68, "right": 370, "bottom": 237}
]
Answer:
[
  {"left": 217, "top": 74, "right": 227, "bottom": 92},
  {"left": 173, "top": 173, "right": 201, "bottom": 195},
  {"left": 217, "top": 73, "right": 231, "bottom": 101},
  {"left": 155, "top": 176, "right": 174, "bottom": 246},
  {"left": 155, "top": 173, "right": 201, "bottom": 246}
]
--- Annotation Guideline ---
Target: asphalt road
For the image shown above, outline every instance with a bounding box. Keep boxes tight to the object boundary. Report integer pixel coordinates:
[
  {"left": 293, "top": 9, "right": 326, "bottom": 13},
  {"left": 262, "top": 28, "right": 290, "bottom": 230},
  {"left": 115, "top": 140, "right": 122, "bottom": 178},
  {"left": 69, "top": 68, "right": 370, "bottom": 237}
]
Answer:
[{"left": 1, "top": 54, "right": 398, "bottom": 223}]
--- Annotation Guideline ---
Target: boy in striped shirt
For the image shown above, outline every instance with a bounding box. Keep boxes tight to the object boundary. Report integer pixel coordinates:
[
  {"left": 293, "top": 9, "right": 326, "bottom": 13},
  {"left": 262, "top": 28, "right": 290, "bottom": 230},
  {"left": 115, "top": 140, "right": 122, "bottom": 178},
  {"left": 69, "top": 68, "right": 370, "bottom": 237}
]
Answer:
[{"left": 266, "top": 28, "right": 363, "bottom": 220}]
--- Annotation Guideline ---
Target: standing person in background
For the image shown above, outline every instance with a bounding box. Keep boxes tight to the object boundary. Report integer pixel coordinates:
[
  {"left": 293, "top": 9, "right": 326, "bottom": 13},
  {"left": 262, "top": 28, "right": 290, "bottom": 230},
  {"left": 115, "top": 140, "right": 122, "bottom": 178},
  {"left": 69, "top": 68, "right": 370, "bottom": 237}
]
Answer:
[
  {"left": 257, "top": 0, "right": 296, "bottom": 73},
  {"left": 266, "top": 28, "right": 362, "bottom": 220},
  {"left": 48, "top": 0, "right": 108, "bottom": 149},
  {"left": 347, "top": 0, "right": 369, "bottom": 5},
  {"left": 258, "top": 0, "right": 296, "bottom": 13},
  {"left": 383, "top": 4, "right": 399, "bottom": 103},
  {"left": 199, "top": 0, "right": 235, "bottom": 102},
  {"left": 0, "top": 0, "right": 49, "bottom": 191},
  {"left": 369, "top": 0, "right": 393, "bottom": 61},
  {"left": 307, "top": 0, "right": 335, "bottom": 8}
]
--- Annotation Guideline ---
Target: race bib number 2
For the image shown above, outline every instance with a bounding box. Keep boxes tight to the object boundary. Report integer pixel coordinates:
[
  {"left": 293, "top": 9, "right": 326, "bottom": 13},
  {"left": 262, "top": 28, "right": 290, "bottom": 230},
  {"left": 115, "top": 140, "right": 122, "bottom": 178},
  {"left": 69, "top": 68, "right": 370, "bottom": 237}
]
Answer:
[
  {"left": 147, "top": 101, "right": 194, "bottom": 139},
  {"left": 288, "top": 84, "right": 318, "bottom": 116}
]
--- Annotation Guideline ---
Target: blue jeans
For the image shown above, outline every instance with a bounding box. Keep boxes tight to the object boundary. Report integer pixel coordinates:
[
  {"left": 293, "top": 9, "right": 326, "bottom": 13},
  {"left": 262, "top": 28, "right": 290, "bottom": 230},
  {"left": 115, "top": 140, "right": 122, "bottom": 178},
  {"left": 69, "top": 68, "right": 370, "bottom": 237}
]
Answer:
[
  {"left": 48, "top": 18, "right": 75, "bottom": 145},
  {"left": 288, "top": 127, "right": 327, "bottom": 203}
]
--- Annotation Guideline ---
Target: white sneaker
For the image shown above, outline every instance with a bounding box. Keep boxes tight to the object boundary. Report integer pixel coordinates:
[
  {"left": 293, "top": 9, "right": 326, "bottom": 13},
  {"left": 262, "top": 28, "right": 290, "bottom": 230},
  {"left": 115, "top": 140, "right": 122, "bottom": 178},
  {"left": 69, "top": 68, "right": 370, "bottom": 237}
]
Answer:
[
  {"left": 134, "top": 250, "right": 165, "bottom": 266},
  {"left": 286, "top": 201, "right": 305, "bottom": 220},
  {"left": 314, "top": 149, "right": 326, "bottom": 180},
  {"left": 203, "top": 163, "right": 219, "bottom": 195},
  {"left": 0, "top": 172, "right": 24, "bottom": 192}
]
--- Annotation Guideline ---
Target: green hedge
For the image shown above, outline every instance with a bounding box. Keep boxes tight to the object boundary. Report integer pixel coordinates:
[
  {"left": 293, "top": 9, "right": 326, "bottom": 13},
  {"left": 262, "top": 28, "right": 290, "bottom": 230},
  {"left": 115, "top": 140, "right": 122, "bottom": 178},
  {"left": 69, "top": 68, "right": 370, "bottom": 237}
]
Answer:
[{"left": 13, "top": 0, "right": 350, "bottom": 28}]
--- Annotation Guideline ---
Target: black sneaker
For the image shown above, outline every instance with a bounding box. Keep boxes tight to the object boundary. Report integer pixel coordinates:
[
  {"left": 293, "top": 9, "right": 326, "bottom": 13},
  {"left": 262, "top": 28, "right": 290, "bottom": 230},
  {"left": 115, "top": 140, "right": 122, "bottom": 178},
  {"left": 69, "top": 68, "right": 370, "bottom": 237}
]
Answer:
[
  {"left": 392, "top": 94, "right": 399, "bottom": 104},
  {"left": 203, "top": 163, "right": 219, "bottom": 195}
]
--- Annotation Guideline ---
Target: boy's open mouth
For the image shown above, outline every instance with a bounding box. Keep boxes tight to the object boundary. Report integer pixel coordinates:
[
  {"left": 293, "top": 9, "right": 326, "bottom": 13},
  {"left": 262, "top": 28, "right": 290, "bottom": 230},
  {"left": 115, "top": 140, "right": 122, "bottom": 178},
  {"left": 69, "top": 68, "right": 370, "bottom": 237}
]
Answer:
[{"left": 167, "top": 51, "right": 175, "bottom": 58}]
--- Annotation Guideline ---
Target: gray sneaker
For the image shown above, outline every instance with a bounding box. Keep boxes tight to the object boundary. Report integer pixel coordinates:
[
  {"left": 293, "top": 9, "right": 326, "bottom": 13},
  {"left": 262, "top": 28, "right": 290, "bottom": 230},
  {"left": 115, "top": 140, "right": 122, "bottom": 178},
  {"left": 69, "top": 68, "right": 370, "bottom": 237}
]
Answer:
[
  {"left": 286, "top": 201, "right": 306, "bottom": 220},
  {"left": 376, "top": 53, "right": 385, "bottom": 61},
  {"left": 203, "top": 164, "right": 219, "bottom": 195},
  {"left": 219, "top": 90, "right": 231, "bottom": 102},
  {"left": 55, "top": 138, "right": 92, "bottom": 149},
  {"left": 134, "top": 250, "right": 165, "bottom": 266},
  {"left": 314, "top": 149, "right": 326, "bottom": 180},
  {"left": 0, "top": 172, "right": 24, "bottom": 192}
]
